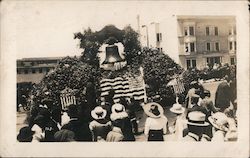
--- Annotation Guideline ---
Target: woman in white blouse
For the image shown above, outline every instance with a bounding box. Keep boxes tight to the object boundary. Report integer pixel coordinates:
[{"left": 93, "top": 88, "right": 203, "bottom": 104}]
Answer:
[{"left": 143, "top": 102, "right": 168, "bottom": 141}]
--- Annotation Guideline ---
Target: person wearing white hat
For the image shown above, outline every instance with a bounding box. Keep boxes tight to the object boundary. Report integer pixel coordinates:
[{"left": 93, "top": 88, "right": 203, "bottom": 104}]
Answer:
[
  {"left": 208, "top": 112, "right": 230, "bottom": 142},
  {"left": 89, "top": 106, "right": 111, "bottom": 141},
  {"left": 144, "top": 102, "right": 168, "bottom": 141},
  {"left": 110, "top": 103, "right": 135, "bottom": 141},
  {"left": 182, "top": 111, "right": 209, "bottom": 141},
  {"left": 169, "top": 100, "right": 186, "bottom": 141}
]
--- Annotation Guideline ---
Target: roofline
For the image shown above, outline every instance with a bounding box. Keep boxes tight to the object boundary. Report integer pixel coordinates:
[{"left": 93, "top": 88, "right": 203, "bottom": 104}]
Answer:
[
  {"left": 177, "top": 15, "right": 236, "bottom": 20},
  {"left": 17, "top": 56, "right": 81, "bottom": 61}
]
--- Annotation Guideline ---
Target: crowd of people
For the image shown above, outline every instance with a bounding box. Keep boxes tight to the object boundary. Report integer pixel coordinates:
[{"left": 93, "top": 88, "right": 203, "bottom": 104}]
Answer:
[{"left": 17, "top": 75, "right": 237, "bottom": 142}]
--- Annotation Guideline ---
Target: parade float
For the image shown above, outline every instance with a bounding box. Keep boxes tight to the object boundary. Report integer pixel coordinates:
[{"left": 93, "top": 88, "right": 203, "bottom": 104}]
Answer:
[{"left": 31, "top": 25, "right": 186, "bottom": 111}]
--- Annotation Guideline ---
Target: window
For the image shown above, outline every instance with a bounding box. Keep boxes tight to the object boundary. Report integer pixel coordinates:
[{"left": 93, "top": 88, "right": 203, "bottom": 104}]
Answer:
[
  {"left": 184, "top": 42, "right": 195, "bottom": 53},
  {"left": 24, "top": 69, "right": 28, "bottom": 74},
  {"left": 39, "top": 68, "right": 43, "bottom": 73},
  {"left": 32, "top": 69, "right": 36, "bottom": 74},
  {"left": 17, "top": 69, "right": 21, "bottom": 74},
  {"left": 189, "top": 26, "right": 194, "bottom": 36},
  {"left": 185, "top": 43, "right": 189, "bottom": 53},
  {"left": 186, "top": 59, "right": 196, "bottom": 69},
  {"left": 229, "top": 42, "right": 233, "bottom": 50},
  {"left": 156, "top": 33, "right": 162, "bottom": 42},
  {"left": 230, "top": 57, "right": 235, "bottom": 65},
  {"left": 206, "top": 43, "right": 211, "bottom": 51},
  {"left": 207, "top": 57, "right": 221, "bottom": 65},
  {"left": 190, "top": 43, "right": 195, "bottom": 52},
  {"left": 214, "top": 27, "right": 218, "bottom": 36},
  {"left": 184, "top": 26, "right": 195, "bottom": 36},
  {"left": 229, "top": 28, "right": 233, "bottom": 35},
  {"left": 215, "top": 42, "right": 220, "bottom": 51},
  {"left": 184, "top": 27, "right": 188, "bottom": 36},
  {"left": 234, "top": 41, "right": 237, "bottom": 50},
  {"left": 206, "top": 27, "right": 210, "bottom": 36}
]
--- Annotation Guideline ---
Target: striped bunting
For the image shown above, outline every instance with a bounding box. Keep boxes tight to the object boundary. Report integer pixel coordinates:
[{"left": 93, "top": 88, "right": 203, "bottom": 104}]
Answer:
[
  {"left": 168, "top": 77, "right": 185, "bottom": 94},
  {"left": 100, "top": 75, "right": 146, "bottom": 103}
]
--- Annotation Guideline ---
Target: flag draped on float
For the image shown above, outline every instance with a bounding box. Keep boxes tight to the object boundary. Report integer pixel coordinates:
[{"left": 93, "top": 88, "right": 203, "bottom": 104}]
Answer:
[
  {"left": 100, "top": 67, "right": 147, "bottom": 103},
  {"left": 167, "top": 76, "right": 185, "bottom": 95}
]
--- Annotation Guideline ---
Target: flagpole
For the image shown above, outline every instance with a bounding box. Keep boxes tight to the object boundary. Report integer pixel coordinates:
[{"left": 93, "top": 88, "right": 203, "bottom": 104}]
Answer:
[{"left": 139, "top": 67, "right": 147, "bottom": 103}]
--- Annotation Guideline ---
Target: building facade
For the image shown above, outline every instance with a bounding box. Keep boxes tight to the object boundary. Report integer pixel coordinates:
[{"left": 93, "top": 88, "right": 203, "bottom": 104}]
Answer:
[
  {"left": 17, "top": 57, "right": 63, "bottom": 84},
  {"left": 177, "top": 16, "right": 236, "bottom": 70},
  {"left": 141, "top": 22, "right": 163, "bottom": 52}
]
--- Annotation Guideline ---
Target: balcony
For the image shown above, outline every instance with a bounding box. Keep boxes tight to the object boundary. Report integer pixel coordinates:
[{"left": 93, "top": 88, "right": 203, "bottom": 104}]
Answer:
[{"left": 184, "top": 36, "right": 196, "bottom": 43}]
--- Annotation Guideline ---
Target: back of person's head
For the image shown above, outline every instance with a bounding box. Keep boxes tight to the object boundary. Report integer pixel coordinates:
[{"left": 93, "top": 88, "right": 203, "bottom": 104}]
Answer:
[
  {"left": 17, "top": 126, "right": 35, "bottom": 142},
  {"left": 191, "top": 96, "right": 199, "bottom": 105},
  {"left": 187, "top": 124, "right": 204, "bottom": 137},
  {"left": 54, "top": 129, "right": 75, "bottom": 142},
  {"left": 34, "top": 115, "right": 47, "bottom": 128},
  {"left": 67, "top": 104, "right": 78, "bottom": 118},
  {"left": 151, "top": 105, "right": 160, "bottom": 116}
]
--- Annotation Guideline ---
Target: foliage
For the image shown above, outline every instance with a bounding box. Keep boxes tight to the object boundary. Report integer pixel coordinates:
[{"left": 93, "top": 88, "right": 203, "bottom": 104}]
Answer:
[
  {"left": 140, "top": 48, "right": 183, "bottom": 100},
  {"left": 31, "top": 56, "right": 101, "bottom": 107},
  {"left": 122, "top": 25, "right": 141, "bottom": 64}
]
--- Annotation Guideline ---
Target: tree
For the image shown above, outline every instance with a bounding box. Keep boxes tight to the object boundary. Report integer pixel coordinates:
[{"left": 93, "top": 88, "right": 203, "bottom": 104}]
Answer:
[
  {"left": 123, "top": 25, "right": 141, "bottom": 64},
  {"left": 31, "top": 57, "right": 101, "bottom": 108},
  {"left": 74, "top": 28, "right": 100, "bottom": 65}
]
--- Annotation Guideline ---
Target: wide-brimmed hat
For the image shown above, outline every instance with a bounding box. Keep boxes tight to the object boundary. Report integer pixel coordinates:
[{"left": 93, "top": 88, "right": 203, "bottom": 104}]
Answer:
[
  {"left": 111, "top": 103, "right": 125, "bottom": 113},
  {"left": 187, "top": 111, "right": 209, "bottom": 126},
  {"left": 170, "top": 103, "right": 185, "bottom": 114},
  {"left": 91, "top": 106, "right": 107, "bottom": 120},
  {"left": 143, "top": 102, "right": 164, "bottom": 118},
  {"left": 208, "top": 112, "right": 229, "bottom": 131},
  {"left": 17, "top": 126, "right": 35, "bottom": 142}
]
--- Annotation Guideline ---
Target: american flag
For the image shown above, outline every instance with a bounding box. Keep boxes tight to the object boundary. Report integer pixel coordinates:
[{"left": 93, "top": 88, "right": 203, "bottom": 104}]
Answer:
[
  {"left": 167, "top": 77, "right": 185, "bottom": 94},
  {"left": 100, "top": 74, "right": 147, "bottom": 103}
]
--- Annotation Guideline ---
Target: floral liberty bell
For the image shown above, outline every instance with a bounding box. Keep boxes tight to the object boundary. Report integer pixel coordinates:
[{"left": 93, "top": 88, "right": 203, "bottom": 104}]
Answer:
[{"left": 101, "top": 40, "right": 127, "bottom": 71}]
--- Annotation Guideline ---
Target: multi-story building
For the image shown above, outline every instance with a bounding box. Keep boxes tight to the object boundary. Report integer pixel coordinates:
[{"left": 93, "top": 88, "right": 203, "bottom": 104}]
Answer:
[
  {"left": 141, "top": 22, "right": 163, "bottom": 52},
  {"left": 17, "top": 57, "right": 63, "bottom": 84},
  {"left": 177, "top": 16, "right": 236, "bottom": 70}
]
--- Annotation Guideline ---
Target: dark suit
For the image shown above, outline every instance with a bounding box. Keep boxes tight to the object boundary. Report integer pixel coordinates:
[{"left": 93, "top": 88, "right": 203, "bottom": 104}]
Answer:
[{"left": 215, "top": 81, "right": 233, "bottom": 112}]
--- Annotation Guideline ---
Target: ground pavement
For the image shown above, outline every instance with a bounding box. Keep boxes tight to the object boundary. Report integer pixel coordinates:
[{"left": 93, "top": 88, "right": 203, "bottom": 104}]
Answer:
[{"left": 16, "top": 80, "right": 222, "bottom": 141}]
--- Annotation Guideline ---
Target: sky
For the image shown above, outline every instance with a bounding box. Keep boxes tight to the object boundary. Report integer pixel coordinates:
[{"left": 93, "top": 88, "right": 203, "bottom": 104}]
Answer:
[{"left": 1, "top": 1, "right": 247, "bottom": 59}]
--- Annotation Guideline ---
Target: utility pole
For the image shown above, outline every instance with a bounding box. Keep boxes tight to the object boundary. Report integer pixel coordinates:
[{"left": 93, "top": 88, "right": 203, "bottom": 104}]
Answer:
[{"left": 142, "top": 25, "right": 149, "bottom": 47}]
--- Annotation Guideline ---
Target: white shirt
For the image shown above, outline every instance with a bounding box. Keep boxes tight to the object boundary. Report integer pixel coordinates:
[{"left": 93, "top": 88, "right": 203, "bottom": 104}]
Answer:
[
  {"left": 144, "top": 116, "right": 168, "bottom": 135},
  {"left": 212, "top": 130, "right": 225, "bottom": 142},
  {"left": 173, "top": 115, "right": 187, "bottom": 141}
]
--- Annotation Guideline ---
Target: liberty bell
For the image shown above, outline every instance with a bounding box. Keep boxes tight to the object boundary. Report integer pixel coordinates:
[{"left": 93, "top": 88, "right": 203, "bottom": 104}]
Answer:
[{"left": 102, "top": 45, "right": 123, "bottom": 64}]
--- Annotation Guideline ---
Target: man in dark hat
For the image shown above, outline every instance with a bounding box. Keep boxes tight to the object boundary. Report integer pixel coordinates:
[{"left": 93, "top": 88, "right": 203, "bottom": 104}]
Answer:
[
  {"left": 215, "top": 75, "right": 234, "bottom": 112},
  {"left": 61, "top": 104, "right": 92, "bottom": 141}
]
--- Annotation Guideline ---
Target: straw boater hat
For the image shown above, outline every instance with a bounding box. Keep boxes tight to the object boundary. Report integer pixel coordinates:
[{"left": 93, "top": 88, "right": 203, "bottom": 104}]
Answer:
[
  {"left": 187, "top": 111, "right": 209, "bottom": 126},
  {"left": 208, "top": 112, "right": 229, "bottom": 131},
  {"left": 91, "top": 106, "right": 107, "bottom": 120},
  {"left": 170, "top": 103, "right": 185, "bottom": 114},
  {"left": 143, "top": 102, "right": 164, "bottom": 118},
  {"left": 111, "top": 103, "right": 125, "bottom": 113}
]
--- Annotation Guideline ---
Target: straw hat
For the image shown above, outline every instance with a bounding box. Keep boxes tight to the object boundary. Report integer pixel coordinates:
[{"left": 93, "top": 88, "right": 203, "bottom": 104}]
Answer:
[
  {"left": 111, "top": 103, "right": 125, "bottom": 114},
  {"left": 208, "top": 112, "right": 229, "bottom": 131},
  {"left": 187, "top": 111, "right": 209, "bottom": 126},
  {"left": 170, "top": 103, "right": 185, "bottom": 114},
  {"left": 91, "top": 106, "right": 107, "bottom": 120},
  {"left": 143, "top": 102, "right": 164, "bottom": 118}
]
